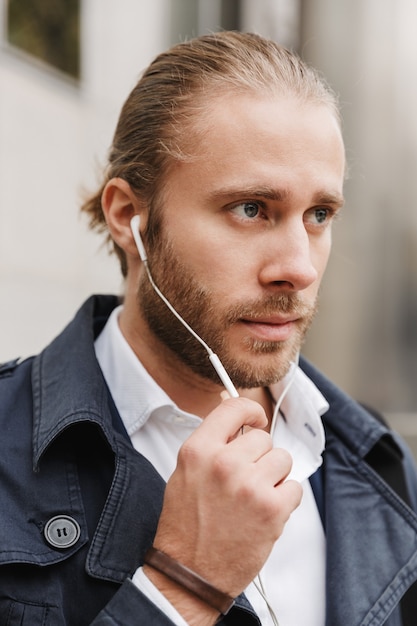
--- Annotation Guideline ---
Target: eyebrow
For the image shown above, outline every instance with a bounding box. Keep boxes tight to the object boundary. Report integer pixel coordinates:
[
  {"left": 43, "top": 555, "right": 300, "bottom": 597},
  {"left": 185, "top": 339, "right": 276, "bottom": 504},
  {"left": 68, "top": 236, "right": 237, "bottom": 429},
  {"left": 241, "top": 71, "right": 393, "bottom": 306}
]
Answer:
[
  {"left": 312, "top": 191, "right": 345, "bottom": 208},
  {"left": 208, "top": 185, "right": 345, "bottom": 208}
]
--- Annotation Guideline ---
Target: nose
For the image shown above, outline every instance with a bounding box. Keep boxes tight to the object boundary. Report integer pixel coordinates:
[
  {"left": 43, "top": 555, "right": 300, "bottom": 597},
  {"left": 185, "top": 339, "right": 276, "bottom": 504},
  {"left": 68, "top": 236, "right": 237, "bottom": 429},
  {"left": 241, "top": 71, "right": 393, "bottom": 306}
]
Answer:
[{"left": 258, "top": 222, "right": 321, "bottom": 291}]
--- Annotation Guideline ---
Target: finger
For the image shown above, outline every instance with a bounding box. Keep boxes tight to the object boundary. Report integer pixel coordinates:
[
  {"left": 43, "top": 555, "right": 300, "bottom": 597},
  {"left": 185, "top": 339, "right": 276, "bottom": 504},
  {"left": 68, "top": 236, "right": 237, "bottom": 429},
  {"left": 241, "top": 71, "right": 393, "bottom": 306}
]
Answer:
[
  {"left": 253, "top": 446, "right": 294, "bottom": 485},
  {"left": 198, "top": 397, "right": 268, "bottom": 442},
  {"left": 275, "top": 479, "right": 303, "bottom": 517},
  {"left": 227, "top": 426, "right": 273, "bottom": 462},
  {"left": 262, "top": 479, "right": 304, "bottom": 537}
]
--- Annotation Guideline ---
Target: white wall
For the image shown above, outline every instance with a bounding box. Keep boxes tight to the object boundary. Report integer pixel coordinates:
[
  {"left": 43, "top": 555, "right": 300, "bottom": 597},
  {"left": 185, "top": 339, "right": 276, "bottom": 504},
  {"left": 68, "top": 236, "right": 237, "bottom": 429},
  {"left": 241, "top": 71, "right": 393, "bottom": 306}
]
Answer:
[{"left": 0, "top": 0, "right": 169, "bottom": 361}]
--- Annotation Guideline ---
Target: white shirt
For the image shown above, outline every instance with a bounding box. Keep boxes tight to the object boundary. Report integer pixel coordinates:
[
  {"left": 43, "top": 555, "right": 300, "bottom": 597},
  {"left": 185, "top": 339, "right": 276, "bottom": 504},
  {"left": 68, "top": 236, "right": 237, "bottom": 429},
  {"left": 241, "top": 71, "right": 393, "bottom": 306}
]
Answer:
[{"left": 95, "top": 305, "right": 328, "bottom": 626}]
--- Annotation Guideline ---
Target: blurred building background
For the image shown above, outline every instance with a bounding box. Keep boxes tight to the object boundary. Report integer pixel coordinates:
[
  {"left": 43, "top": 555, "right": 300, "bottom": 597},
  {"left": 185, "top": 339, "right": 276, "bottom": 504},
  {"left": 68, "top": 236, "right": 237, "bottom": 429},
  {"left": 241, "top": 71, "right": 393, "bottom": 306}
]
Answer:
[{"left": 1, "top": 0, "right": 417, "bottom": 455}]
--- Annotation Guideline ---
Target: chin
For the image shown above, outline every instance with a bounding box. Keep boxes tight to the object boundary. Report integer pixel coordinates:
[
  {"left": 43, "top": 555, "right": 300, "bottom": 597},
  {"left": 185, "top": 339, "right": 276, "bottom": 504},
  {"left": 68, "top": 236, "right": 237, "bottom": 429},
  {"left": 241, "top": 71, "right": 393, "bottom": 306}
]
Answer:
[{"left": 220, "top": 350, "right": 296, "bottom": 390}]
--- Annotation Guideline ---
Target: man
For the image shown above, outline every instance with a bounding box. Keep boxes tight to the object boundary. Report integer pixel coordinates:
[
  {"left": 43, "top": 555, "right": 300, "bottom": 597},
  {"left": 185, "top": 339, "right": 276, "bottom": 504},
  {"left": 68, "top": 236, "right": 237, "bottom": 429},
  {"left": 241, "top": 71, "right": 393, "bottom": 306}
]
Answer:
[{"left": 1, "top": 31, "right": 417, "bottom": 626}]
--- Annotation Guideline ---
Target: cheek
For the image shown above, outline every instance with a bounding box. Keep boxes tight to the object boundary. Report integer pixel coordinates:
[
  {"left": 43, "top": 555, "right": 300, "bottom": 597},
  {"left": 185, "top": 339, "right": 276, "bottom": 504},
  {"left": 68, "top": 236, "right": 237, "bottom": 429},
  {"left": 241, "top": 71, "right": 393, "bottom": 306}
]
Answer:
[
  {"left": 174, "top": 226, "right": 240, "bottom": 287},
  {"left": 312, "top": 235, "right": 332, "bottom": 280}
]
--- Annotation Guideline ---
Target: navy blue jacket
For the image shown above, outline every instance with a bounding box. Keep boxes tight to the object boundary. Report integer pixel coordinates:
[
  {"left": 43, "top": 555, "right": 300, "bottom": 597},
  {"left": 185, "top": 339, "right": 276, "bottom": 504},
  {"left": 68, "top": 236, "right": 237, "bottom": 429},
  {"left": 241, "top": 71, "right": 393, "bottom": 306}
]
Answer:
[{"left": 1, "top": 295, "right": 417, "bottom": 625}]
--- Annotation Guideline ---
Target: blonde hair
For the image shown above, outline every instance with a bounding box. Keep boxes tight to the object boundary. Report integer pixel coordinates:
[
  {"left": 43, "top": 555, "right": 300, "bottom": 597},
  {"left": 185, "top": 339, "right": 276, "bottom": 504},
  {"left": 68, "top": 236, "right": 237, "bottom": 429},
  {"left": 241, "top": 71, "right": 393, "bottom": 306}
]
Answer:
[{"left": 81, "top": 31, "right": 340, "bottom": 276}]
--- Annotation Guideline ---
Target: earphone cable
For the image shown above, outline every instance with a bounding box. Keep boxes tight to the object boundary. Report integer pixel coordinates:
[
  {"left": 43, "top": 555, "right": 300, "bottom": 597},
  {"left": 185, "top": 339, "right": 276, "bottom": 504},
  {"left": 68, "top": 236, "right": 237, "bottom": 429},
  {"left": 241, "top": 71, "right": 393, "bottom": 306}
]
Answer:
[{"left": 253, "top": 574, "right": 280, "bottom": 626}]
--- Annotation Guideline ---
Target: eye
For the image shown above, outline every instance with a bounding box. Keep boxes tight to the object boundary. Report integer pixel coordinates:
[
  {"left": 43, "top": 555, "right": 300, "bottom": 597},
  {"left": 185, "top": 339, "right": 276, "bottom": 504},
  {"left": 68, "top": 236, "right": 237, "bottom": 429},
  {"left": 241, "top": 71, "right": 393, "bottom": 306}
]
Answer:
[
  {"left": 230, "top": 201, "right": 261, "bottom": 219},
  {"left": 314, "top": 208, "right": 329, "bottom": 224},
  {"left": 305, "top": 207, "right": 335, "bottom": 227}
]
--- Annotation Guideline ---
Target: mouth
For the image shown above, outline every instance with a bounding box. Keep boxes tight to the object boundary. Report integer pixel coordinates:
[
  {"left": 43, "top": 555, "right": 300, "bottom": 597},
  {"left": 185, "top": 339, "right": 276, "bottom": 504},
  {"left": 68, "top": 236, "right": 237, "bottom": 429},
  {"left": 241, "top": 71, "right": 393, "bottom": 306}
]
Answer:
[{"left": 239, "top": 316, "right": 300, "bottom": 342}]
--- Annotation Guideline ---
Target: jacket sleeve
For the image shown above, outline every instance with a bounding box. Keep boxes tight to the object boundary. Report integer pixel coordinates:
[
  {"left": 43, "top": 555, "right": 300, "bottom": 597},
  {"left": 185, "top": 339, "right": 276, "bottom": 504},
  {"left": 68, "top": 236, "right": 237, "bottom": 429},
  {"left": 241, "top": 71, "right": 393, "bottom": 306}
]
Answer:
[
  {"left": 90, "top": 580, "right": 261, "bottom": 626},
  {"left": 90, "top": 580, "right": 179, "bottom": 625}
]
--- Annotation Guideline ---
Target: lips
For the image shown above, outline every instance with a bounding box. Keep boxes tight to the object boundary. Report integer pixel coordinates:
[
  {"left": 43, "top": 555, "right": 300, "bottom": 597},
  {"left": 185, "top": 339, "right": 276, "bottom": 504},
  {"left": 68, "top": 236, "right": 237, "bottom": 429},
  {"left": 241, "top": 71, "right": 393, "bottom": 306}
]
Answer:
[{"left": 240, "top": 316, "right": 299, "bottom": 342}]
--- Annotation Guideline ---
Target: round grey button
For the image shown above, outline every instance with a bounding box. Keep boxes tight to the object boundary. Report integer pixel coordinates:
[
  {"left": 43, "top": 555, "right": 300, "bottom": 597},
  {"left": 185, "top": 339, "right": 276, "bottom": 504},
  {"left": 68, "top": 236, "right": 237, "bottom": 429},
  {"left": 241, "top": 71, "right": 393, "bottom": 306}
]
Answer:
[{"left": 44, "top": 515, "right": 81, "bottom": 549}]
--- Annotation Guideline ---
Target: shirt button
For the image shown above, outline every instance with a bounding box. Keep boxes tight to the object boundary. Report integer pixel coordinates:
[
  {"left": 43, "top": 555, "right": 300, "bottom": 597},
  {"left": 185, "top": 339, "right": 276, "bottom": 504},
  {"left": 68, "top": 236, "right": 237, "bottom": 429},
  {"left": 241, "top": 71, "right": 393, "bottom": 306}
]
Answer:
[{"left": 44, "top": 515, "right": 81, "bottom": 549}]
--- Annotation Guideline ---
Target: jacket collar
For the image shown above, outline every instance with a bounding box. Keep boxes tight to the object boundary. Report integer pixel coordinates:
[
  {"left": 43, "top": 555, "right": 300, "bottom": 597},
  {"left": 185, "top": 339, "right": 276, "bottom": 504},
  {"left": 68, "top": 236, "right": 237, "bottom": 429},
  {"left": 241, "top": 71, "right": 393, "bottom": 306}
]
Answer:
[
  {"left": 300, "top": 356, "right": 390, "bottom": 459},
  {"left": 31, "top": 295, "right": 121, "bottom": 470}
]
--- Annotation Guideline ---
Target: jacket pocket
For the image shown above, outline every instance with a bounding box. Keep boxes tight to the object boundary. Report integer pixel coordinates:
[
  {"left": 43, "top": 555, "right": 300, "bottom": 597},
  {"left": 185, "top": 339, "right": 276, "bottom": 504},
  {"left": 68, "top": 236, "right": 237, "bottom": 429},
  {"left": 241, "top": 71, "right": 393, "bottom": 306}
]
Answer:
[{"left": 0, "top": 598, "right": 53, "bottom": 626}]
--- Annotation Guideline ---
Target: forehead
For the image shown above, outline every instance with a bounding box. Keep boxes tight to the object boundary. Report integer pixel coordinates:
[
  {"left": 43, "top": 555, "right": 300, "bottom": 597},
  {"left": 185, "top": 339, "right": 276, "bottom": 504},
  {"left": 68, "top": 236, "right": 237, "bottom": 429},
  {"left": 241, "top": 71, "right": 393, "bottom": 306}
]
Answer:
[
  {"left": 164, "top": 94, "right": 345, "bottom": 200},
  {"left": 191, "top": 92, "right": 342, "bottom": 152}
]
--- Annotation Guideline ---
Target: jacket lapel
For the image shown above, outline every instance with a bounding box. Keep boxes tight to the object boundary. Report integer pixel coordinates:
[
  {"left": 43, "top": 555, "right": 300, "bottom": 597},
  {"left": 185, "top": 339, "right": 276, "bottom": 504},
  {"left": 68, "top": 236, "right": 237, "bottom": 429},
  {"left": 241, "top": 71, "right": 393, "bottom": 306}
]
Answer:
[
  {"left": 299, "top": 357, "right": 417, "bottom": 625},
  {"left": 86, "top": 435, "right": 166, "bottom": 582},
  {"left": 324, "top": 413, "right": 417, "bottom": 626}
]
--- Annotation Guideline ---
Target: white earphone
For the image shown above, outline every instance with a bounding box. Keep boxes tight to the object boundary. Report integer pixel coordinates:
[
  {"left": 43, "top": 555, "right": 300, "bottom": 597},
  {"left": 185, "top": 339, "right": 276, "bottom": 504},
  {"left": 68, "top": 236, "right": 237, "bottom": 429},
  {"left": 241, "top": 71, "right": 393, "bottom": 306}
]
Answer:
[
  {"left": 129, "top": 215, "right": 239, "bottom": 398},
  {"left": 130, "top": 214, "right": 148, "bottom": 262}
]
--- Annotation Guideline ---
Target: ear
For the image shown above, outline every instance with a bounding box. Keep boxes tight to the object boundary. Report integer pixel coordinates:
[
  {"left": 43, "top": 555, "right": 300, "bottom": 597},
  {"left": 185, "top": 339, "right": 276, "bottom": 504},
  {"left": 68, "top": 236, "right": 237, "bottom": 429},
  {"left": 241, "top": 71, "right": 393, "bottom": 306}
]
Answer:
[{"left": 101, "top": 178, "right": 148, "bottom": 260}]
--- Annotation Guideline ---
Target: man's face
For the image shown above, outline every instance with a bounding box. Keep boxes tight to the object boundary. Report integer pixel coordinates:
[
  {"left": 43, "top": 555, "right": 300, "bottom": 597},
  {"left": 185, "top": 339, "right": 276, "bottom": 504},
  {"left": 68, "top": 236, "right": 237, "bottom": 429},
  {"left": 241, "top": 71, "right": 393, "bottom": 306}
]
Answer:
[{"left": 138, "top": 95, "right": 345, "bottom": 389}]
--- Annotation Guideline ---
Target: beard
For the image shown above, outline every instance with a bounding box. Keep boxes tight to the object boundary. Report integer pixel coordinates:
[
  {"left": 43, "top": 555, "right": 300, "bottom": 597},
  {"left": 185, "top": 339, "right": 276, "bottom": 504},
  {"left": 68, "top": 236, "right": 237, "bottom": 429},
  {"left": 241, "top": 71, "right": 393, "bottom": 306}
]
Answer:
[{"left": 138, "top": 234, "right": 318, "bottom": 389}]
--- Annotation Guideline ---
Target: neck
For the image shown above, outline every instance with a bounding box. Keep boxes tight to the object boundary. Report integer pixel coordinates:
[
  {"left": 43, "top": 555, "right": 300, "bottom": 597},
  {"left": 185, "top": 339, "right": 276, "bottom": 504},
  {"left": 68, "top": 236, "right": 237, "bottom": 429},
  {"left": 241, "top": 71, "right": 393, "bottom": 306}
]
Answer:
[{"left": 119, "top": 301, "right": 221, "bottom": 416}]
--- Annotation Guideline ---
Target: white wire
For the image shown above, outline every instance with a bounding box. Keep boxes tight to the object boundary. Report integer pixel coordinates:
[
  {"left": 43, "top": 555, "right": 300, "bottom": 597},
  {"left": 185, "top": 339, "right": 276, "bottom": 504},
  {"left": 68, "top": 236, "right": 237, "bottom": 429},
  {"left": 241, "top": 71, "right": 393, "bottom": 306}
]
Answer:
[
  {"left": 143, "top": 260, "right": 212, "bottom": 353},
  {"left": 131, "top": 214, "right": 239, "bottom": 397},
  {"left": 143, "top": 260, "right": 239, "bottom": 398},
  {"left": 270, "top": 355, "right": 299, "bottom": 434},
  {"left": 252, "top": 356, "right": 299, "bottom": 625},
  {"left": 253, "top": 574, "right": 280, "bottom": 626}
]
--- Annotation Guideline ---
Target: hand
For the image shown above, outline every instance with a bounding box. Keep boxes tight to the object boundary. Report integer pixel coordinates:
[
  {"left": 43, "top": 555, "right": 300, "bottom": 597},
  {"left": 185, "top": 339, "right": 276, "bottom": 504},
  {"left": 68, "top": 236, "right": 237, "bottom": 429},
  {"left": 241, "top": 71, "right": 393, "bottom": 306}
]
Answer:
[{"left": 145, "top": 396, "right": 302, "bottom": 618}]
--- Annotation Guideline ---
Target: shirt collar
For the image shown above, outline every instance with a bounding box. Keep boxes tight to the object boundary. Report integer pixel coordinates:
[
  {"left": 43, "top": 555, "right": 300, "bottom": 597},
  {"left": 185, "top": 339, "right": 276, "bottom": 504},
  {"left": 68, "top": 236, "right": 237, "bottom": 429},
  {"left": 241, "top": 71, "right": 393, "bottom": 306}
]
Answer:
[
  {"left": 95, "top": 305, "right": 182, "bottom": 436},
  {"left": 270, "top": 367, "right": 328, "bottom": 482},
  {"left": 95, "top": 305, "right": 328, "bottom": 481}
]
